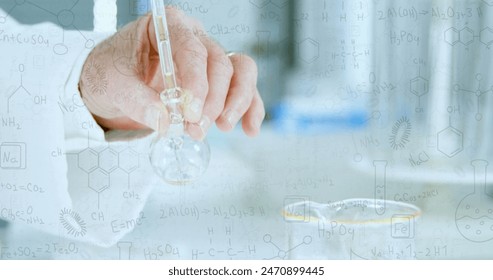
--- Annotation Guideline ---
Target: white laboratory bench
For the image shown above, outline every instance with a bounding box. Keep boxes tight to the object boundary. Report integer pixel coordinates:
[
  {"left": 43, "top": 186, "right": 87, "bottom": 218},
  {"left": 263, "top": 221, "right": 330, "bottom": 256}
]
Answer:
[{"left": 1, "top": 125, "right": 492, "bottom": 259}]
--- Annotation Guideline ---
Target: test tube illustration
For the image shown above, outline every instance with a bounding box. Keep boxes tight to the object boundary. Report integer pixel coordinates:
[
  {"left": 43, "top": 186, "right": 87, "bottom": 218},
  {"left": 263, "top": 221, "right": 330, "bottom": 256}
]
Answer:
[
  {"left": 117, "top": 241, "right": 133, "bottom": 260},
  {"left": 373, "top": 160, "right": 388, "bottom": 215},
  {"left": 256, "top": 31, "right": 271, "bottom": 58},
  {"left": 472, "top": 160, "right": 489, "bottom": 198}
]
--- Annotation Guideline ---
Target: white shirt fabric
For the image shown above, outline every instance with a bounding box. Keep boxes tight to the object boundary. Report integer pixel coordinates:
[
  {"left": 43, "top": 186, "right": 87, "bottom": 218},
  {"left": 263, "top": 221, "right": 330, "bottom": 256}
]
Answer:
[{"left": 0, "top": 10, "right": 157, "bottom": 247}]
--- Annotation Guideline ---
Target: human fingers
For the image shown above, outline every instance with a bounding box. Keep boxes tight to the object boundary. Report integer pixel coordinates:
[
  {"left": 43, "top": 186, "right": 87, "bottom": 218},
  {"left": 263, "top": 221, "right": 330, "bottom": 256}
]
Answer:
[
  {"left": 114, "top": 80, "right": 170, "bottom": 135},
  {"left": 241, "top": 89, "right": 265, "bottom": 137},
  {"left": 216, "top": 54, "right": 258, "bottom": 132},
  {"left": 187, "top": 36, "right": 234, "bottom": 140}
]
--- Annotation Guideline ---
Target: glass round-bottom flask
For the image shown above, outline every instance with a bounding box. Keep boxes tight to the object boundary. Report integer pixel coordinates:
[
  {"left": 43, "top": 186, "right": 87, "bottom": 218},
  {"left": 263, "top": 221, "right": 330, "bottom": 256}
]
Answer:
[
  {"left": 149, "top": 87, "right": 211, "bottom": 185},
  {"left": 150, "top": 128, "right": 210, "bottom": 185}
]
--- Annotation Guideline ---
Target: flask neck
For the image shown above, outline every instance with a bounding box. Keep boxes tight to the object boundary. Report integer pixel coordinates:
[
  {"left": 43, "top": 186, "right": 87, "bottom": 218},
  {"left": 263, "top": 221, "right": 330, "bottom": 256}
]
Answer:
[
  {"left": 167, "top": 123, "right": 185, "bottom": 138},
  {"left": 161, "top": 87, "right": 185, "bottom": 123}
]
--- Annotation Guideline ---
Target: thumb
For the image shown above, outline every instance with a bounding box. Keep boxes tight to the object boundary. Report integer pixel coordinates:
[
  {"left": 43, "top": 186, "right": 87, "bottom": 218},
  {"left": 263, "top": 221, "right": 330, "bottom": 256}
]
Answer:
[{"left": 114, "top": 81, "right": 169, "bottom": 134}]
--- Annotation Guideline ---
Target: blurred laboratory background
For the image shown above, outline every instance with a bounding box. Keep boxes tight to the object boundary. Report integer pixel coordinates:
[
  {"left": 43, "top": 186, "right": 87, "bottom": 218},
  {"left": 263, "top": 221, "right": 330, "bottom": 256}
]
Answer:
[{"left": 1, "top": 0, "right": 493, "bottom": 259}]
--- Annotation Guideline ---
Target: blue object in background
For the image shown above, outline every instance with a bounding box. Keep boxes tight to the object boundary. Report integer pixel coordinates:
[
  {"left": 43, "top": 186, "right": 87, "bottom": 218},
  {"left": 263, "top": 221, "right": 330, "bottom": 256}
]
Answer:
[{"left": 271, "top": 103, "right": 368, "bottom": 134}]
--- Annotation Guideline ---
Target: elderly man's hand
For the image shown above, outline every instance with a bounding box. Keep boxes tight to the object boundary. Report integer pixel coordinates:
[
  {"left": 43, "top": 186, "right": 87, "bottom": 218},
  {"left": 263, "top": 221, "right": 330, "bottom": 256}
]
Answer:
[{"left": 79, "top": 7, "right": 265, "bottom": 139}]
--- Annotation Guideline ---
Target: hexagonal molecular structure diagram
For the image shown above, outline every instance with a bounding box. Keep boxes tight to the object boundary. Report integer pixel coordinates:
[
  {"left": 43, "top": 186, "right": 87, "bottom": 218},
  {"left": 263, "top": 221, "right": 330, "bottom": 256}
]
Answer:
[
  {"left": 119, "top": 148, "right": 139, "bottom": 173},
  {"left": 299, "top": 38, "right": 320, "bottom": 64},
  {"left": 444, "top": 27, "right": 460, "bottom": 46},
  {"left": 460, "top": 27, "right": 474, "bottom": 45},
  {"left": 410, "top": 76, "right": 429, "bottom": 97},
  {"left": 78, "top": 148, "right": 99, "bottom": 173},
  {"left": 480, "top": 27, "right": 493, "bottom": 46},
  {"left": 437, "top": 126, "right": 463, "bottom": 158},
  {"left": 249, "top": 0, "right": 270, "bottom": 8},
  {"left": 110, "top": 168, "right": 130, "bottom": 189},
  {"left": 271, "top": 0, "right": 289, "bottom": 8},
  {"left": 99, "top": 148, "right": 119, "bottom": 173},
  {"left": 88, "top": 168, "right": 110, "bottom": 193}
]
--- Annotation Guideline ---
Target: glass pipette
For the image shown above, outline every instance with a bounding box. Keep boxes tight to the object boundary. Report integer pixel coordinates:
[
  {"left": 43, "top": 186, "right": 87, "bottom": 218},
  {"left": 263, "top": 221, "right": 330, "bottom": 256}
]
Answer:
[
  {"left": 149, "top": 0, "right": 210, "bottom": 185},
  {"left": 151, "top": 0, "right": 181, "bottom": 126}
]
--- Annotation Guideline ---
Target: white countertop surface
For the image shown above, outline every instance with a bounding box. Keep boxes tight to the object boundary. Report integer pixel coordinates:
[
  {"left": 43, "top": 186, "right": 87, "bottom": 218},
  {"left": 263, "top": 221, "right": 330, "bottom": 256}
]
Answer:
[{"left": 1, "top": 125, "right": 492, "bottom": 259}]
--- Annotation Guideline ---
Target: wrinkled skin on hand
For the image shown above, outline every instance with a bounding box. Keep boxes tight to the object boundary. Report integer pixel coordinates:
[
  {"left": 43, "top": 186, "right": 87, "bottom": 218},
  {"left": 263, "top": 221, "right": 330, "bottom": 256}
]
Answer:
[{"left": 79, "top": 7, "right": 265, "bottom": 140}]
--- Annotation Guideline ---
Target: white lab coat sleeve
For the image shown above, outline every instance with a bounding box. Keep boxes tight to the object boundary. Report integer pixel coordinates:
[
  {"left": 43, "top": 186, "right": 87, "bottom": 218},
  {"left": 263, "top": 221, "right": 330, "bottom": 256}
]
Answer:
[
  {"left": 0, "top": 16, "right": 157, "bottom": 248},
  {"left": 61, "top": 28, "right": 158, "bottom": 248},
  {"left": 0, "top": 18, "right": 78, "bottom": 243}
]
